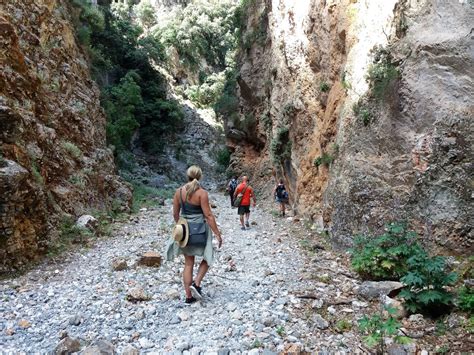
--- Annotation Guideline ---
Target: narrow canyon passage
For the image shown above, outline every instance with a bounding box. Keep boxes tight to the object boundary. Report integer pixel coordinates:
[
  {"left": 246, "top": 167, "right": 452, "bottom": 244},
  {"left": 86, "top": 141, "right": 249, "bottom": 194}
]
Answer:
[{"left": 0, "top": 193, "right": 368, "bottom": 353}]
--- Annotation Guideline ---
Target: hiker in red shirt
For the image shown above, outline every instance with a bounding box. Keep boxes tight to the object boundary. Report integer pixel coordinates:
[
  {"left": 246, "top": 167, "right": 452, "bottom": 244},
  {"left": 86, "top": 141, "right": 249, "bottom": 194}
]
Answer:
[{"left": 233, "top": 176, "right": 256, "bottom": 230}]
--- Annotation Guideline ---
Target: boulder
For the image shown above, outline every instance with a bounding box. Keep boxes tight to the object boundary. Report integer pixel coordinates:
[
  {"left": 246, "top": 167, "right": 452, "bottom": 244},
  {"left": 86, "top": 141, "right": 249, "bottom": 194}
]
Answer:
[
  {"left": 126, "top": 287, "right": 151, "bottom": 302},
  {"left": 54, "top": 336, "right": 81, "bottom": 355},
  {"left": 76, "top": 215, "right": 98, "bottom": 232},
  {"left": 357, "top": 281, "right": 404, "bottom": 300},
  {"left": 80, "top": 340, "right": 115, "bottom": 355},
  {"left": 137, "top": 251, "right": 162, "bottom": 267},
  {"left": 313, "top": 314, "right": 329, "bottom": 329},
  {"left": 122, "top": 346, "right": 139, "bottom": 355},
  {"left": 382, "top": 295, "right": 407, "bottom": 319},
  {"left": 111, "top": 258, "right": 128, "bottom": 271}
]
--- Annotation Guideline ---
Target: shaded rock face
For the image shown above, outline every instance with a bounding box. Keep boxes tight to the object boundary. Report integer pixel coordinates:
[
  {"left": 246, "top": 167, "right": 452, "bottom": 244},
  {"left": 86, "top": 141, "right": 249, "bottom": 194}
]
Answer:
[
  {"left": 0, "top": 0, "right": 132, "bottom": 272},
  {"left": 228, "top": 0, "right": 473, "bottom": 254}
]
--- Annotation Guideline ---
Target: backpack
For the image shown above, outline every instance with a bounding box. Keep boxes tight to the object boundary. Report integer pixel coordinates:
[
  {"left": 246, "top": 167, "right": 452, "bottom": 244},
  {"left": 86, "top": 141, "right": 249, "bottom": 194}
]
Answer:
[
  {"left": 276, "top": 184, "right": 286, "bottom": 198},
  {"left": 229, "top": 179, "right": 238, "bottom": 191}
]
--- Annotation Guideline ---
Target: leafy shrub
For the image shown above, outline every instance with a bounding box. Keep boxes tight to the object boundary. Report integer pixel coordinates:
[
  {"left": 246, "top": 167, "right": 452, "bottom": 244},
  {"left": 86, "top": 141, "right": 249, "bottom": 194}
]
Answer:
[
  {"left": 155, "top": 0, "right": 239, "bottom": 69},
  {"left": 103, "top": 71, "right": 142, "bottom": 151},
  {"left": 314, "top": 144, "right": 338, "bottom": 168},
  {"left": 270, "top": 127, "right": 291, "bottom": 164},
  {"left": 319, "top": 82, "right": 330, "bottom": 93},
  {"left": 130, "top": 181, "right": 174, "bottom": 212},
  {"left": 61, "top": 141, "right": 83, "bottom": 159},
  {"left": 216, "top": 148, "right": 231, "bottom": 170},
  {"left": 260, "top": 112, "right": 272, "bottom": 131},
  {"left": 457, "top": 286, "right": 474, "bottom": 314},
  {"left": 399, "top": 251, "right": 457, "bottom": 313},
  {"left": 335, "top": 319, "right": 352, "bottom": 333},
  {"left": 358, "top": 306, "right": 411, "bottom": 351},
  {"left": 77, "top": 25, "right": 92, "bottom": 46},
  {"left": 353, "top": 101, "right": 372, "bottom": 126},
  {"left": 366, "top": 46, "right": 399, "bottom": 99},
  {"left": 185, "top": 72, "right": 226, "bottom": 107},
  {"left": 314, "top": 152, "right": 334, "bottom": 167},
  {"left": 214, "top": 69, "right": 239, "bottom": 118},
  {"left": 133, "top": 0, "right": 157, "bottom": 30},
  {"left": 31, "top": 162, "right": 44, "bottom": 185},
  {"left": 350, "top": 223, "right": 423, "bottom": 280}
]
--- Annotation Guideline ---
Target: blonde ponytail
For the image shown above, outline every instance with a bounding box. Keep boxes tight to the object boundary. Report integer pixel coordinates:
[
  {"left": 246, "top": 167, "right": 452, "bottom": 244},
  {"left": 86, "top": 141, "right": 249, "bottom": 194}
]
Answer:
[
  {"left": 185, "top": 165, "right": 202, "bottom": 199},
  {"left": 186, "top": 179, "right": 200, "bottom": 200}
]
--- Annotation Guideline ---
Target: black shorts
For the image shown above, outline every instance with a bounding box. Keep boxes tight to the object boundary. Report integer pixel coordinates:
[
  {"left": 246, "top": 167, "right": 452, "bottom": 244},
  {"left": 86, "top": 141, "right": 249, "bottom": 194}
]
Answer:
[{"left": 238, "top": 205, "right": 250, "bottom": 215}]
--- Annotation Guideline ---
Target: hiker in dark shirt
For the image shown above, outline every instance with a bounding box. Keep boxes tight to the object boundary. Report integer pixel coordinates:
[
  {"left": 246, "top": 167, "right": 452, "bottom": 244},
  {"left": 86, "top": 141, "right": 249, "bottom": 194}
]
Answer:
[
  {"left": 226, "top": 176, "right": 238, "bottom": 207},
  {"left": 273, "top": 179, "right": 288, "bottom": 217}
]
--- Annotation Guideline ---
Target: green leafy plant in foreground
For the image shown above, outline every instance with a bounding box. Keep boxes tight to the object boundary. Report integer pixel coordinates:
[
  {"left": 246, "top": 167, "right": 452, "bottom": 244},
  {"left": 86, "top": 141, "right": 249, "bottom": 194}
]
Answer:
[
  {"left": 457, "top": 286, "right": 474, "bottom": 314},
  {"left": 350, "top": 222, "right": 423, "bottom": 280},
  {"left": 399, "top": 250, "right": 457, "bottom": 313},
  {"left": 358, "top": 306, "right": 411, "bottom": 352}
]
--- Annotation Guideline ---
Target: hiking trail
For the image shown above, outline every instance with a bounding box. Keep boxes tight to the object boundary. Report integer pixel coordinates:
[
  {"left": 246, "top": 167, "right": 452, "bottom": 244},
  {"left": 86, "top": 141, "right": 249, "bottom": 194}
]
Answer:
[{"left": 1, "top": 193, "right": 380, "bottom": 353}]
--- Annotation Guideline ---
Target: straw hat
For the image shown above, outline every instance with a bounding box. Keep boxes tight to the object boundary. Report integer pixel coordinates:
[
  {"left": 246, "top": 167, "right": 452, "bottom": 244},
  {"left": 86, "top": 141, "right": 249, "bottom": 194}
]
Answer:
[{"left": 173, "top": 217, "right": 189, "bottom": 247}]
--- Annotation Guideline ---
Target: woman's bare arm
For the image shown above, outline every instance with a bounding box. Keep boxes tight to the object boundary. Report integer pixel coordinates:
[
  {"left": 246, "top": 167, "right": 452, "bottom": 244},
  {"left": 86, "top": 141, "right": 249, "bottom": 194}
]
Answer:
[
  {"left": 200, "top": 191, "right": 222, "bottom": 247},
  {"left": 173, "top": 189, "right": 181, "bottom": 222}
]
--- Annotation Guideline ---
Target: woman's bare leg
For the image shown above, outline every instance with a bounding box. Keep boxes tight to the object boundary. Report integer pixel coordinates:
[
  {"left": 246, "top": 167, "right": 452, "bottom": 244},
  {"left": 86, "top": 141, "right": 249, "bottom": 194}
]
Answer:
[
  {"left": 184, "top": 255, "right": 195, "bottom": 298},
  {"left": 194, "top": 260, "right": 209, "bottom": 287}
]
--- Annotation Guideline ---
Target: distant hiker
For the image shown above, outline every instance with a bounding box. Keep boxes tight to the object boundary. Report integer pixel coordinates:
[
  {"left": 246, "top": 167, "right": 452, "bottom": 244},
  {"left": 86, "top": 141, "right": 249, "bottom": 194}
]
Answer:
[
  {"left": 166, "top": 165, "right": 223, "bottom": 304},
  {"left": 226, "top": 176, "right": 238, "bottom": 207},
  {"left": 233, "top": 176, "right": 256, "bottom": 230},
  {"left": 273, "top": 179, "right": 288, "bottom": 217}
]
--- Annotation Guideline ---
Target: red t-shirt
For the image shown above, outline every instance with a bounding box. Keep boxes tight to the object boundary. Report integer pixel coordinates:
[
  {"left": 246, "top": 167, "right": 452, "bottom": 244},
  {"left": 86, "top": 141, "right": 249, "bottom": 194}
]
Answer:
[{"left": 235, "top": 183, "right": 254, "bottom": 206}]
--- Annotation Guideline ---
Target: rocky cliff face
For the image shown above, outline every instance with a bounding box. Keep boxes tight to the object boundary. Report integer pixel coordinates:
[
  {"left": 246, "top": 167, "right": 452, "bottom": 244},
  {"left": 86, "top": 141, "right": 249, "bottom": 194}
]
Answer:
[
  {"left": 228, "top": 0, "right": 473, "bottom": 254},
  {"left": 0, "top": 0, "right": 132, "bottom": 272}
]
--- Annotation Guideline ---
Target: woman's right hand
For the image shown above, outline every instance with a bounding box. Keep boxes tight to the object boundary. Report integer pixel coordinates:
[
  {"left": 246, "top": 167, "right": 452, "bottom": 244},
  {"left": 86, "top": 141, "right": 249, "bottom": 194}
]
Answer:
[{"left": 216, "top": 233, "right": 223, "bottom": 248}]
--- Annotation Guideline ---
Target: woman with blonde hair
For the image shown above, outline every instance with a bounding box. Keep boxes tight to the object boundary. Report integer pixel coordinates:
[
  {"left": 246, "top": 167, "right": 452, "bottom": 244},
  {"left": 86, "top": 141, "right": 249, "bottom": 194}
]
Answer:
[{"left": 166, "top": 165, "right": 223, "bottom": 304}]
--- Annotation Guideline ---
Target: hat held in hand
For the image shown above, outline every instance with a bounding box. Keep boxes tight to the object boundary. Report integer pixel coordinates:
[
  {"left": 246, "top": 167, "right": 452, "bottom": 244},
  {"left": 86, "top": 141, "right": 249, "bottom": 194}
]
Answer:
[{"left": 173, "top": 217, "right": 189, "bottom": 247}]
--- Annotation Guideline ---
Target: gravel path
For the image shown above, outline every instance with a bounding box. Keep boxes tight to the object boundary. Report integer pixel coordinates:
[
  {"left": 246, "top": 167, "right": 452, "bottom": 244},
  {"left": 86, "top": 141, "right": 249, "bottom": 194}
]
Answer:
[{"left": 0, "top": 193, "right": 366, "bottom": 353}]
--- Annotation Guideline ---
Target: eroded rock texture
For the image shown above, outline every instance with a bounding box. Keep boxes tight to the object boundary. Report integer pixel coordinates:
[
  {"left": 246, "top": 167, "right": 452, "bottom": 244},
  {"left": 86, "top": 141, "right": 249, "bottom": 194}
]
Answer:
[
  {"left": 227, "top": 0, "right": 473, "bottom": 254},
  {"left": 0, "top": 0, "right": 132, "bottom": 272}
]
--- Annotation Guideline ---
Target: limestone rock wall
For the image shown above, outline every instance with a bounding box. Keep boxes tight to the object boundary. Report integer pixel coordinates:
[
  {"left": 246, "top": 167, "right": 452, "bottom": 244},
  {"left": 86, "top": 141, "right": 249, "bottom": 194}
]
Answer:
[
  {"left": 0, "top": 0, "right": 132, "bottom": 272},
  {"left": 228, "top": 0, "right": 473, "bottom": 254}
]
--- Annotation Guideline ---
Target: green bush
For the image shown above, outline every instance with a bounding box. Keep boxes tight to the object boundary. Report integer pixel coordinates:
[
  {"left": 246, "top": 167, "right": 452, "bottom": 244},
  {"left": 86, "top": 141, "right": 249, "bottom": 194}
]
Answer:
[
  {"left": 185, "top": 72, "right": 226, "bottom": 107},
  {"left": 458, "top": 286, "right": 474, "bottom": 314},
  {"left": 358, "top": 306, "right": 411, "bottom": 351},
  {"left": 319, "top": 82, "right": 330, "bottom": 93},
  {"left": 260, "top": 112, "right": 272, "bottom": 131},
  {"left": 77, "top": 25, "right": 92, "bottom": 46},
  {"left": 350, "top": 222, "right": 424, "bottom": 280},
  {"left": 314, "top": 152, "right": 334, "bottom": 167},
  {"left": 61, "top": 141, "right": 83, "bottom": 159},
  {"left": 155, "top": 0, "right": 239, "bottom": 69},
  {"left": 216, "top": 147, "right": 231, "bottom": 170},
  {"left": 270, "top": 127, "right": 291, "bottom": 164},
  {"left": 130, "top": 181, "right": 174, "bottom": 212},
  {"left": 31, "top": 162, "right": 44, "bottom": 185},
  {"left": 352, "top": 101, "right": 373, "bottom": 126},
  {"left": 366, "top": 46, "right": 398, "bottom": 100},
  {"left": 314, "top": 144, "right": 338, "bottom": 167},
  {"left": 103, "top": 71, "right": 142, "bottom": 151},
  {"left": 399, "top": 251, "right": 457, "bottom": 313}
]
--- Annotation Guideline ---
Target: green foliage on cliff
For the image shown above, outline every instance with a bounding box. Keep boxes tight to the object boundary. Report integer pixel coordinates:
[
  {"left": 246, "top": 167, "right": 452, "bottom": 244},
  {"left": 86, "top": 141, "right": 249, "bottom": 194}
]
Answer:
[
  {"left": 458, "top": 286, "right": 474, "bottom": 314},
  {"left": 366, "top": 46, "right": 399, "bottom": 100},
  {"left": 70, "top": 0, "right": 183, "bottom": 158},
  {"left": 155, "top": 0, "right": 239, "bottom": 70},
  {"left": 270, "top": 127, "right": 292, "bottom": 164}
]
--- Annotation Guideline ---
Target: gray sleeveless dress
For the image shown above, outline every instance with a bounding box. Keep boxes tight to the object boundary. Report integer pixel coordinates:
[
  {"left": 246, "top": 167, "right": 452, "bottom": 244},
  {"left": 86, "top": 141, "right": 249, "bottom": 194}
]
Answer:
[{"left": 165, "top": 189, "right": 215, "bottom": 265}]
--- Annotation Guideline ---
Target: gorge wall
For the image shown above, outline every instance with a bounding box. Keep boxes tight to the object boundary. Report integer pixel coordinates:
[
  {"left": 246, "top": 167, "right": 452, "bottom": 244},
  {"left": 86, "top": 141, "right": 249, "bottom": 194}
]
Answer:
[
  {"left": 228, "top": 0, "right": 473, "bottom": 254},
  {"left": 0, "top": 0, "right": 132, "bottom": 272}
]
